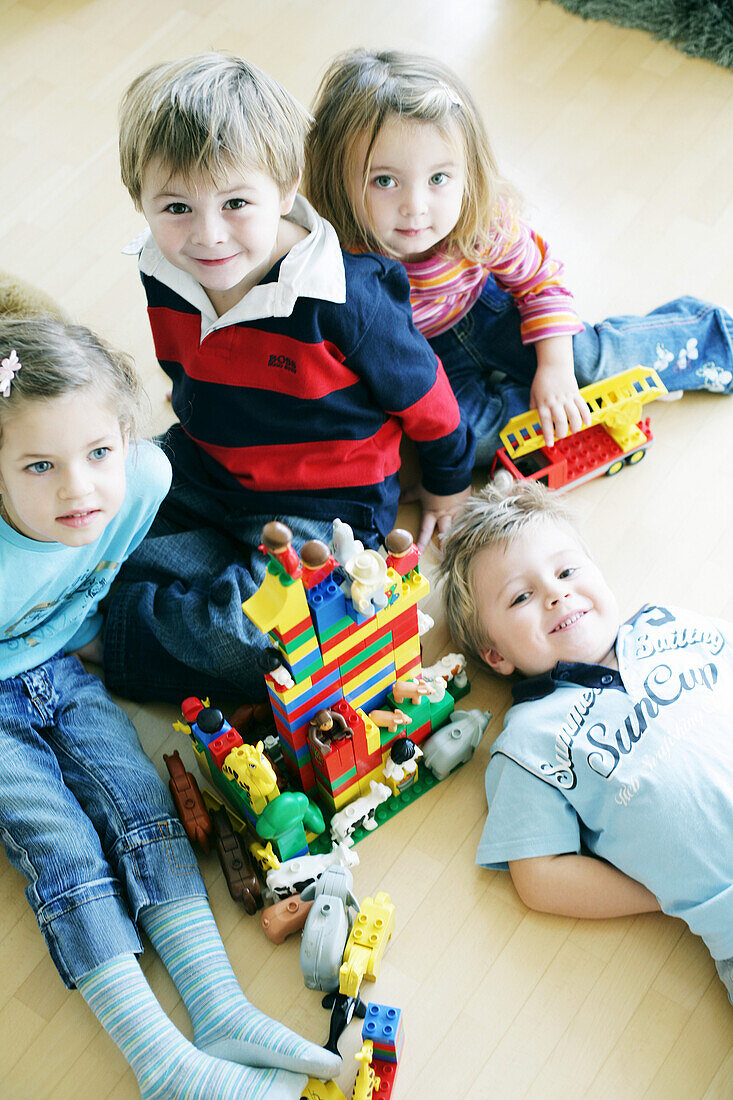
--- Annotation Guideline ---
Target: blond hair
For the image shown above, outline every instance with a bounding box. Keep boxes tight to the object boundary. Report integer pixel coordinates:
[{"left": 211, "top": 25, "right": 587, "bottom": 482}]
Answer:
[
  {"left": 119, "top": 52, "right": 311, "bottom": 207},
  {"left": 438, "top": 482, "right": 577, "bottom": 662},
  {"left": 0, "top": 317, "right": 145, "bottom": 445},
  {"left": 304, "top": 48, "right": 514, "bottom": 262}
]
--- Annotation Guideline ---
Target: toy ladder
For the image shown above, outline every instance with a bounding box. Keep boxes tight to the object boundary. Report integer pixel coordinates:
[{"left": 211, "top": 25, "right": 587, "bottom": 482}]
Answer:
[{"left": 500, "top": 366, "right": 668, "bottom": 459}]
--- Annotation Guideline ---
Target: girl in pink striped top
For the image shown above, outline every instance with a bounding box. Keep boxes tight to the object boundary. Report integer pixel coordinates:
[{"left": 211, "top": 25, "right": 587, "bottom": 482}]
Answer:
[{"left": 305, "top": 50, "right": 732, "bottom": 465}]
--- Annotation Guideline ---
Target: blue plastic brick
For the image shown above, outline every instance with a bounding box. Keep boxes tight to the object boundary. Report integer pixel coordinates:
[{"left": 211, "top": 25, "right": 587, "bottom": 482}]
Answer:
[
  {"left": 361, "top": 1003, "right": 403, "bottom": 1059},
  {"left": 307, "top": 578, "right": 348, "bottom": 634}
]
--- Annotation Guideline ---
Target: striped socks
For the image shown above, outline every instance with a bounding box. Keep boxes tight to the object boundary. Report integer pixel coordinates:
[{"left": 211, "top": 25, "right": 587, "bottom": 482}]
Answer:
[
  {"left": 139, "top": 896, "right": 340, "bottom": 1079},
  {"left": 76, "top": 954, "right": 306, "bottom": 1099}
]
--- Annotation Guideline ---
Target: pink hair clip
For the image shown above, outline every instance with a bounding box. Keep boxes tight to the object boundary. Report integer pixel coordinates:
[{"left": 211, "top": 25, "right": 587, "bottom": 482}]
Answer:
[{"left": 0, "top": 350, "right": 21, "bottom": 397}]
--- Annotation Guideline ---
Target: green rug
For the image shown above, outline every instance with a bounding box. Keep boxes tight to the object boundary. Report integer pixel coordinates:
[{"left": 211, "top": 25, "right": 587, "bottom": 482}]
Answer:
[{"left": 546, "top": 1, "right": 733, "bottom": 69}]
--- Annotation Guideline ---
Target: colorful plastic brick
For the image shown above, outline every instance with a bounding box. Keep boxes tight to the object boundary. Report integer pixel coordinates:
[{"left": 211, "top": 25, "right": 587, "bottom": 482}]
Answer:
[
  {"left": 339, "top": 892, "right": 395, "bottom": 998},
  {"left": 307, "top": 576, "right": 349, "bottom": 634},
  {"left": 361, "top": 1004, "right": 404, "bottom": 1064},
  {"left": 208, "top": 726, "right": 245, "bottom": 771},
  {"left": 370, "top": 1061, "right": 398, "bottom": 1098},
  {"left": 240, "top": 522, "right": 431, "bottom": 804},
  {"left": 174, "top": 520, "right": 486, "bottom": 874}
]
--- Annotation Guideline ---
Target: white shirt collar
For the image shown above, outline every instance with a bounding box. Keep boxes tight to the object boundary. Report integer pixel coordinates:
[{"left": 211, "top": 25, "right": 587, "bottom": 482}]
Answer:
[{"left": 122, "top": 194, "right": 346, "bottom": 340}]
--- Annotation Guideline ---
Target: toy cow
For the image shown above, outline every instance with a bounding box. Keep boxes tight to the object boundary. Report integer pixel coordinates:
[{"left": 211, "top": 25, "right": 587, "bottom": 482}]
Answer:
[
  {"left": 265, "top": 839, "right": 358, "bottom": 900},
  {"left": 330, "top": 781, "right": 392, "bottom": 844}
]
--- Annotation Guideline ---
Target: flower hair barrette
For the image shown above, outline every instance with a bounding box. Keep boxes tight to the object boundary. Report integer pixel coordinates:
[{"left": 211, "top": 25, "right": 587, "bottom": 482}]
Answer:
[{"left": 0, "top": 350, "right": 21, "bottom": 397}]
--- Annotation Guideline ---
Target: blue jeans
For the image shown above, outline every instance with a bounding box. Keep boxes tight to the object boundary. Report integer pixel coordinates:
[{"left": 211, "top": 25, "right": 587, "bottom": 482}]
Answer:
[
  {"left": 0, "top": 654, "right": 206, "bottom": 987},
  {"left": 103, "top": 446, "right": 378, "bottom": 705},
  {"left": 429, "top": 280, "right": 733, "bottom": 465}
]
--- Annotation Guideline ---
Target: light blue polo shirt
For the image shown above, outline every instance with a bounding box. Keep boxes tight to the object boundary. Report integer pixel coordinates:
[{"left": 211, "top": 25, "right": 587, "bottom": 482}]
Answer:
[{"left": 478, "top": 604, "right": 733, "bottom": 959}]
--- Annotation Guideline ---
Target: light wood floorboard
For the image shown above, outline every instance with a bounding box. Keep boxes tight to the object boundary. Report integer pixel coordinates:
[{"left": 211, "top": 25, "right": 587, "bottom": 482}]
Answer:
[{"left": 1, "top": 1, "right": 732, "bottom": 1096}]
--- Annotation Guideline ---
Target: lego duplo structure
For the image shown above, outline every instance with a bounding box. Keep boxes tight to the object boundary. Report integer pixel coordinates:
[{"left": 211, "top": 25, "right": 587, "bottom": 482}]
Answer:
[
  {"left": 178, "top": 521, "right": 472, "bottom": 860},
  {"left": 246, "top": 527, "right": 459, "bottom": 807}
]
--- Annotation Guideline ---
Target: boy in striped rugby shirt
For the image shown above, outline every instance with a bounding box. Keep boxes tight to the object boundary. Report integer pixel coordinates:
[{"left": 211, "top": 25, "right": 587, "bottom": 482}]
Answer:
[{"left": 106, "top": 52, "right": 474, "bottom": 705}]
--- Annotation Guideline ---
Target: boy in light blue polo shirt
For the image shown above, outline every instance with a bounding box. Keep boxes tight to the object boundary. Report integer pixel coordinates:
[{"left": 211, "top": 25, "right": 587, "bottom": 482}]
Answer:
[{"left": 439, "top": 481, "right": 733, "bottom": 999}]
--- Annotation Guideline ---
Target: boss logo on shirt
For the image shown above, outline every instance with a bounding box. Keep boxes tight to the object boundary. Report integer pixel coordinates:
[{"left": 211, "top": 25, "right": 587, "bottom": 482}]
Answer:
[{"left": 268, "top": 354, "right": 296, "bottom": 373}]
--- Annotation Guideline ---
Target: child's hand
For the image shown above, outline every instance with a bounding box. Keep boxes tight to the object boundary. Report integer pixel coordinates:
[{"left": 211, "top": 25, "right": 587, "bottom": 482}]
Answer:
[
  {"left": 530, "top": 336, "right": 592, "bottom": 447},
  {"left": 401, "top": 483, "right": 472, "bottom": 554}
]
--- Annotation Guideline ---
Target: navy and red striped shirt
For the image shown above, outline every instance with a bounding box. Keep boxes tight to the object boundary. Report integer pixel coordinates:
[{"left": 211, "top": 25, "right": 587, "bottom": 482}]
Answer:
[{"left": 137, "top": 208, "right": 474, "bottom": 537}]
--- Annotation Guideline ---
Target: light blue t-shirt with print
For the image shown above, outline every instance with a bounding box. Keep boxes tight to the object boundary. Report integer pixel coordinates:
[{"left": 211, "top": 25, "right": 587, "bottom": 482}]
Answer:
[
  {"left": 0, "top": 439, "right": 170, "bottom": 679},
  {"left": 477, "top": 605, "right": 733, "bottom": 959}
]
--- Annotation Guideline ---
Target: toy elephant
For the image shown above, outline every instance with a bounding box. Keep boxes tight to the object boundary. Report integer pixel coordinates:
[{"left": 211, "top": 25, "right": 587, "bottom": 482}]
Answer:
[
  {"left": 299, "top": 866, "right": 359, "bottom": 991},
  {"left": 422, "top": 709, "right": 490, "bottom": 781}
]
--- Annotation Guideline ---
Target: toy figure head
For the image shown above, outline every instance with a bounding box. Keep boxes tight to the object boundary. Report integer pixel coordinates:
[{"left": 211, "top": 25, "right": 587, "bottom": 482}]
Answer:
[
  {"left": 313, "top": 709, "right": 334, "bottom": 732},
  {"left": 390, "top": 737, "right": 417, "bottom": 765},
  {"left": 261, "top": 521, "right": 294, "bottom": 554},
  {"left": 384, "top": 528, "right": 413, "bottom": 557},
  {"left": 260, "top": 647, "right": 284, "bottom": 673},
  {"left": 301, "top": 539, "right": 331, "bottom": 568}
]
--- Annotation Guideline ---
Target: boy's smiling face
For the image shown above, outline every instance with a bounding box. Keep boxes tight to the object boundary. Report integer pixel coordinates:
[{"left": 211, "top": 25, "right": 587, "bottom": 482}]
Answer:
[
  {"left": 140, "top": 159, "right": 299, "bottom": 315},
  {"left": 472, "top": 520, "right": 621, "bottom": 677}
]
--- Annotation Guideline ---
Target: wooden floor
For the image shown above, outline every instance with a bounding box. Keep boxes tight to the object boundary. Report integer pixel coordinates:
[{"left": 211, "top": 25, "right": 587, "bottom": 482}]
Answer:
[{"left": 2, "top": 1, "right": 733, "bottom": 1096}]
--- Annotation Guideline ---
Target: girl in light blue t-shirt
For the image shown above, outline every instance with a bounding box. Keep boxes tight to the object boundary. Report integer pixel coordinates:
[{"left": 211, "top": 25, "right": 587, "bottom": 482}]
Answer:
[{"left": 0, "top": 317, "right": 338, "bottom": 1100}]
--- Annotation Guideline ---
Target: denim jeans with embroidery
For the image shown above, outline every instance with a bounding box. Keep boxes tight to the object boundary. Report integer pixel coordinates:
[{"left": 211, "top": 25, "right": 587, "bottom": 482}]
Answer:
[
  {"left": 103, "top": 436, "right": 378, "bottom": 705},
  {"left": 0, "top": 653, "right": 206, "bottom": 987},
  {"left": 429, "top": 279, "right": 733, "bottom": 466}
]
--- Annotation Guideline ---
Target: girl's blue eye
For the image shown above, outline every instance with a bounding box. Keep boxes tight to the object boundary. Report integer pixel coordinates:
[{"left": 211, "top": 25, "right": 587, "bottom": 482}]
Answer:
[
  {"left": 373, "top": 175, "right": 395, "bottom": 189},
  {"left": 90, "top": 447, "right": 110, "bottom": 461},
  {"left": 558, "top": 567, "right": 577, "bottom": 579},
  {"left": 224, "top": 198, "right": 248, "bottom": 210},
  {"left": 511, "top": 591, "right": 530, "bottom": 606},
  {"left": 166, "top": 202, "right": 190, "bottom": 215},
  {"left": 430, "top": 172, "right": 448, "bottom": 185},
  {"left": 27, "top": 461, "right": 52, "bottom": 474}
]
